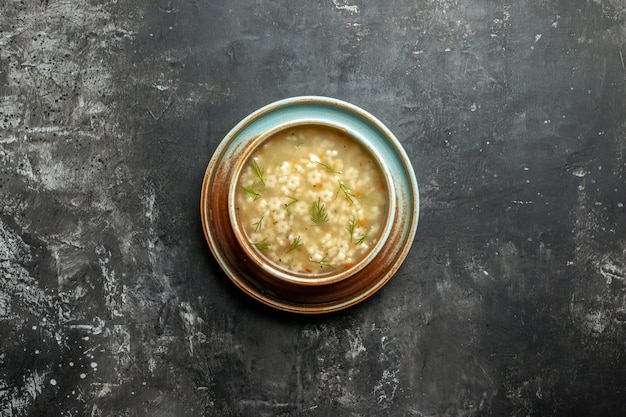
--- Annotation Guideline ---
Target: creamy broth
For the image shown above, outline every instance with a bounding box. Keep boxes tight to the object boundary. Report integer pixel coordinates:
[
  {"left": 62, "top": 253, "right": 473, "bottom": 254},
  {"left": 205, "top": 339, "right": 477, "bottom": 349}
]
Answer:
[{"left": 235, "top": 125, "right": 388, "bottom": 274}]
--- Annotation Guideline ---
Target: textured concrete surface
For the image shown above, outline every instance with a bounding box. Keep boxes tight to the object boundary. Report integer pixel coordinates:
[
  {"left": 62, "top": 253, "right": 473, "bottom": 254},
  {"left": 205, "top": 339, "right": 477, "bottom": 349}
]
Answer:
[{"left": 1, "top": 0, "right": 625, "bottom": 416}]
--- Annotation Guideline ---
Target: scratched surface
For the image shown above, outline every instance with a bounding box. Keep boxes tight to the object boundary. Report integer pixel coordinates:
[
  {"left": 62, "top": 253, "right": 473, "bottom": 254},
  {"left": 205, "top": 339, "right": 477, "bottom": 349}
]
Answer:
[{"left": 1, "top": 0, "right": 625, "bottom": 415}]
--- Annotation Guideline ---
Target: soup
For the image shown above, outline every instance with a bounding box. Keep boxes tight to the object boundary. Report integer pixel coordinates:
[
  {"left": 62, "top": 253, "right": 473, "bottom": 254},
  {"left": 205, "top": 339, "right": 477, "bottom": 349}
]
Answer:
[{"left": 234, "top": 125, "right": 388, "bottom": 274}]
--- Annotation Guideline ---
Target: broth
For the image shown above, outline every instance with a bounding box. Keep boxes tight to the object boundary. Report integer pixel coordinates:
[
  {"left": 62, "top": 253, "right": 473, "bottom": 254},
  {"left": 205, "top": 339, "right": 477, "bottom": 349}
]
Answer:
[{"left": 235, "top": 125, "right": 388, "bottom": 274}]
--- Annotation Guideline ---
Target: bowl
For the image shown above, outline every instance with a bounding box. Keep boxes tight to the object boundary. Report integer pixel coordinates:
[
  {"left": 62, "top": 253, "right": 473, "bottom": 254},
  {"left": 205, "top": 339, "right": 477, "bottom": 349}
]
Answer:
[{"left": 200, "top": 96, "right": 419, "bottom": 314}]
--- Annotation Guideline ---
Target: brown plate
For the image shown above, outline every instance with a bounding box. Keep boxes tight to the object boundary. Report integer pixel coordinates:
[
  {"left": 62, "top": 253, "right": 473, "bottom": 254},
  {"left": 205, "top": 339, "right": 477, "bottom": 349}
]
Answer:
[{"left": 200, "top": 96, "right": 419, "bottom": 314}]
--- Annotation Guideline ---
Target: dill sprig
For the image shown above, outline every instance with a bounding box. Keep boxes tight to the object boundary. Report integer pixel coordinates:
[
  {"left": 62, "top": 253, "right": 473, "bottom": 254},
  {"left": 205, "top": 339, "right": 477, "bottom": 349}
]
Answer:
[
  {"left": 243, "top": 186, "right": 261, "bottom": 201},
  {"left": 346, "top": 215, "right": 357, "bottom": 243},
  {"left": 252, "top": 238, "right": 270, "bottom": 251},
  {"left": 315, "top": 160, "right": 341, "bottom": 175},
  {"left": 284, "top": 196, "right": 298, "bottom": 218},
  {"left": 310, "top": 198, "right": 329, "bottom": 225},
  {"left": 286, "top": 235, "right": 303, "bottom": 252},
  {"left": 284, "top": 196, "right": 298, "bottom": 207},
  {"left": 336, "top": 180, "right": 358, "bottom": 204},
  {"left": 355, "top": 229, "right": 369, "bottom": 245},
  {"left": 253, "top": 217, "right": 263, "bottom": 232},
  {"left": 310, "top": 255, "right": 334, "bottom": 267},
  {"left": 242, "top": 161, "right": 265, "bottom": 201},
  {"left": 251, "top": 160, "right": 265, "bottom": 185}
]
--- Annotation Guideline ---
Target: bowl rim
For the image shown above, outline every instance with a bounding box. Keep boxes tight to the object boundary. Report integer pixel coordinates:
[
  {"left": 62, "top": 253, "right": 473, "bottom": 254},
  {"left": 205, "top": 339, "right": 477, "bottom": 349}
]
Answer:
[{"left": 200, "top": 96, "right": 419, "bottom": 314}]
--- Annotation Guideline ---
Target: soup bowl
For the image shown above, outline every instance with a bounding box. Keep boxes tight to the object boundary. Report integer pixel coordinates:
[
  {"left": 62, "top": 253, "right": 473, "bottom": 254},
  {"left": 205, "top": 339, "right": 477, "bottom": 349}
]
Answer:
[{"left": 200, "top": 96, "right": 419, "bottom": 314}]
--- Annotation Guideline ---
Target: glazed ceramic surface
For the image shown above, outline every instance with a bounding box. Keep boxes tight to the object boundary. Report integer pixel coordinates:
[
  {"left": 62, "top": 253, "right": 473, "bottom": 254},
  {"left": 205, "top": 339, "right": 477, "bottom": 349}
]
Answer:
[{"left": 201, "top": 96, "right": 419, "bottom": 314}]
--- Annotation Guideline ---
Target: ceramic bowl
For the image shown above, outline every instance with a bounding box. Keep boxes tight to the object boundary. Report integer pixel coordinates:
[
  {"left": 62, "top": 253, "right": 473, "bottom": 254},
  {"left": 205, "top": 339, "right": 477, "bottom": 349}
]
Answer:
[{"left": 200, "top": 96, "right": 419, "bottom": 314}]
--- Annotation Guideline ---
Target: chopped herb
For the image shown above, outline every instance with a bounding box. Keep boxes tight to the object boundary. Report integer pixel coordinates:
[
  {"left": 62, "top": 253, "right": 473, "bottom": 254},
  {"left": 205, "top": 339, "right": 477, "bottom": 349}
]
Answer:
[
  {"left": 251, "top": 160, "right": 265, "bottom": 185},
  {"left": 346, "top": 215, "right": 358, "bottom": 243},
  {"left": 252, "top": 238, "right": 270, "bottom": 251},
  {"left": 284, "top": 196, "right": 298, "bottom": 207},
  {"left": 355, "top": 228, "right": 369, "bottom": 245},
  {"left": 284, "top": 196, "right": 298, "bottom": 218},
  {"left": 253, "top": 217, "right": 263, "bottom": 232},
  {"left": 315, "top": 160, "right": 341, "bottom": 175},
  {"left": 286, "top": 235, "right": 303, "bottom": 252},
  {"left": 310, "top": 198, "right": 329, "bottom": 225},
  {"left": 242, "top": 165, "right": 265, "bottom": 200},
  {"left": 310, "top": 255, "right": 334, "bottom": 267},
  {"left": 242, "top": 186, "right": 261, "bottom": 201},
  {"left": 336, "top": 180, "right": 358, "bottom": 204}
]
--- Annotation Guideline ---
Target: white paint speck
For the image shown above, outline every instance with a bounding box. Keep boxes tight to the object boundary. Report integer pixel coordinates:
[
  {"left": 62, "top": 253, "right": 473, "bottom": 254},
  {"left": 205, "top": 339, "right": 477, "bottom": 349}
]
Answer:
[
  {"left": 345, "top": 329, "right": 366, "bottom": 360},
  {"left": 535, "top": 34, "right": 542, "bottom": 43},
  {"left": 80, "top": 373, "right": 87, "bottom": 379},
  {"left": 90, "top": 361, "right": 98, "bottom": 368},
  {"left": 470, "top": 103, "right": 477, "bottom": 112},
  {"left": 96, "top": 245, "right": 123, "bottom": 317},
  {"left": 373, "top": 368, "right": 400, "bottom": 404},
  {"left": 599, "top": 259, "right": 625, "bottom": 285},
  {"left": 332, "top": 0, "right": 359, "bottom": 14},
  {"left": 584, "top": 310, "right": 608, "bottom": 334},
  {"left": 50, "top": 379, "right": 57, "bottom": 386}
]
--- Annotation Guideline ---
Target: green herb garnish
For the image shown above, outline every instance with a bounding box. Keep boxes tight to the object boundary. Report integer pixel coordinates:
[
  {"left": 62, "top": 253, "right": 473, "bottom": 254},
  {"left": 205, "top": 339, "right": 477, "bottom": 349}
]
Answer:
[
  {"left": 284, "top": 196, "right": 299, "bottom": 207},
  {"left": 346, "top": 215, "right": 357, "bottom": 243},
  {"left": 310, "top": 255, "right": 334, "bottom": 267},
  {"left": 253, "top": 217, "right": 263, "bottom": 232},
  {"left": 336, "top": 180, "right": 358, "bottom": 204},
  {"left": 311, "top": 198, "right": 329, "bottom": 225},
  {"left": 284, "top": 196, "right": 298, "bottom": 218},
  {"left": 315, "top": 160, "right": 341, "bottom": 175},
  {"left": 252, "top": 238, "right": 270, "bottom": 251},
  {"left": 286, "top": 235, "right": 303, "bottom": 252},
  {"left": 242, "top": 162, "right": 265, "bottom": 201},
  {"left": 251, "top": 160, "right": 265, "bottom": 185},
  {"left": 243, "top": 186, "right": 261, "bottom": 201},
  {"left": 355, "top": 229, "right": 369, "bottom": 245}
]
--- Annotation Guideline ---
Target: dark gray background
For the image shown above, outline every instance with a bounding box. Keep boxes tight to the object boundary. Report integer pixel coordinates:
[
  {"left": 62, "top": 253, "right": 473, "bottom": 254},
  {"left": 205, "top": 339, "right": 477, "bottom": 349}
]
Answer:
[{"left": 1, "top": 0, "right": 625, "bottom": 416}]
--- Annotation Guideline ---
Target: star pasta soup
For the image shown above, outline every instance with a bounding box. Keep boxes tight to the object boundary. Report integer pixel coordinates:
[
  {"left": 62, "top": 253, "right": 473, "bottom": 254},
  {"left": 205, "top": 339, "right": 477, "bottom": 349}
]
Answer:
[{"left": 234, "top": 125, "right": 389, "bottom": 275}]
